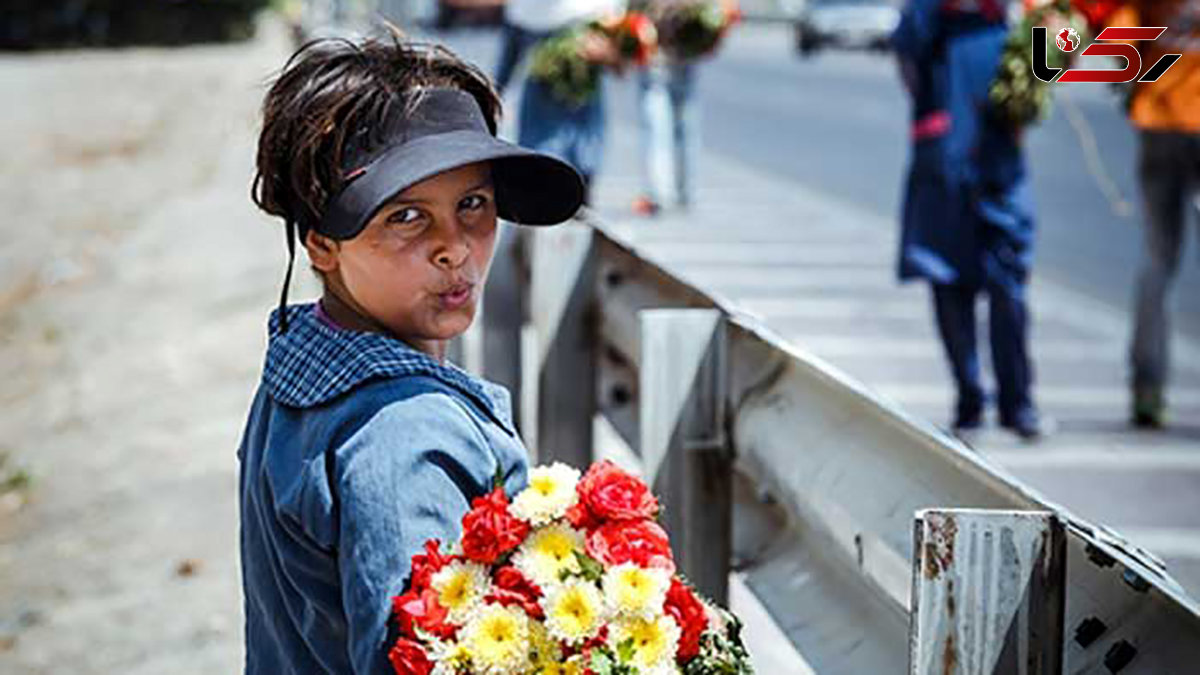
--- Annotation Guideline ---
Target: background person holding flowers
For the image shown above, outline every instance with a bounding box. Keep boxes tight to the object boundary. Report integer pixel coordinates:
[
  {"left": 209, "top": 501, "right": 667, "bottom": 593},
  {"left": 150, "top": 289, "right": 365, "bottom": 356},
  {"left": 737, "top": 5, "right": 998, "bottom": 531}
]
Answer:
[
  {"left": 630, "top": 0, "right": 741, "bottom": 216},
  {"left": 1109, "top": 0, "right": 1200, "bottom": 429},
  {"left": 494, "top": 0, "right": 630, "bottom": 204},
  {"left": 892, "top": 0, "right": 1046, "bottom": 439}
]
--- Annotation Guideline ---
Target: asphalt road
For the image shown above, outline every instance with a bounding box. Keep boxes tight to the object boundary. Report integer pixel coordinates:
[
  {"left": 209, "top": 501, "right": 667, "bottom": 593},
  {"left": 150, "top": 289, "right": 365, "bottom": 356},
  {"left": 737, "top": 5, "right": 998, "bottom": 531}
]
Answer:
[{"left": 440, "top": 21, "right": 1200, "bottom": 340}]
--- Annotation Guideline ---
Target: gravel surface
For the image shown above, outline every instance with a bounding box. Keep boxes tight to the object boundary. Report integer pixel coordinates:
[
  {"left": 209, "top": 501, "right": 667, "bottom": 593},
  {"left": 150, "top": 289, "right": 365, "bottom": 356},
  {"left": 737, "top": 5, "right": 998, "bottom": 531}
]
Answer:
[{"left": 0, "top": 16, "right": 307, "bottom": 673}]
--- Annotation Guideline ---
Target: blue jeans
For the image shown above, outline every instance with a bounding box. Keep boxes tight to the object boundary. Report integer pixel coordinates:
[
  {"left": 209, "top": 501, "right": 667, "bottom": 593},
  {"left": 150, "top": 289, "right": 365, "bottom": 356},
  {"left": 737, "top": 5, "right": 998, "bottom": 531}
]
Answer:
[
  {"left": 518, "top": 78, "right": 605, "bottom": 197},
  {"left": 932, "top": 278, "right": 1035, "bottom": 425},
  {"left": 638, "top": 61, "right": 698, "bottom": 207},
  {"left": 1130, "top": 130, "right": 1200, "bottom": 399}
]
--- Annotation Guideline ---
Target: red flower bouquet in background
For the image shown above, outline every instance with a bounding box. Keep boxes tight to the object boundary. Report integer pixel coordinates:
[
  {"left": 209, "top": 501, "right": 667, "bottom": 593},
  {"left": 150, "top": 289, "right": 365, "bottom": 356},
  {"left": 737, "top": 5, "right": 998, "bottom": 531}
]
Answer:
[
  {"left": 654, "top": 1, "right": 742, "bottom": 61},
  {"left": 528, "top": 12, "right": 659, "bottom": 107},
  {"left": 1069, "top": 0, "right": 1122, "bottom": 31},
  {"left": 605, "top": 11, "right": 660, "bottom": 67},
  {"left": 387, "top": 460, "right": 754, "bottom": 675}
]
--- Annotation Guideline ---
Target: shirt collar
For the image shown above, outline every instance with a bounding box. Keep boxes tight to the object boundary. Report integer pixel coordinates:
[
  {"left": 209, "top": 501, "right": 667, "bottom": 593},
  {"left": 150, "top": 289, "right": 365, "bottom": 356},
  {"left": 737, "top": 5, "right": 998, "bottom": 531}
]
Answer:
[{"left": 262, "top": 304, "right": 515, "bottom": 434}]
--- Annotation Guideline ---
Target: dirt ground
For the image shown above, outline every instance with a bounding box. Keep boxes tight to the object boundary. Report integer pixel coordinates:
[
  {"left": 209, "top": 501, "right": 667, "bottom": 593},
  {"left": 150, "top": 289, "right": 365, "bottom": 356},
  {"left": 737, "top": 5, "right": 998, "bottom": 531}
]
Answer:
[{"left": 0, "top": 16, "right": 309, "bottom": 673}]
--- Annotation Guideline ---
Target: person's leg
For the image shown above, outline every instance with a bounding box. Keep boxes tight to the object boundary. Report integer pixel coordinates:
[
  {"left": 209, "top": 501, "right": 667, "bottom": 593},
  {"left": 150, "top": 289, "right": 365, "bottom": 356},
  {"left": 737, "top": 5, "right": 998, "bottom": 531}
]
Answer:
[
  {"left": 1130, "top": 131, "right": 1188, "bottom": 426},
  {"left": 575, "top": 81, "right": 606, "bottom": 207},
  {"left": 932, "top": 284, "right": 986, "bottom": 429},
  {"left": 517, "top": 79, "right": 559, "bottom": 155},
  {"left": 667, "top": 61, "right": 699, "bottom": 209},
  {"left": 494, "top": 22, "right": 529, "bottom": 96},
  {"left": 986, "top": 272, "right": 1038, "bottom": 436},
  {"left": 637, "top": 64, "right": 671, "bottom": 212},
  {"left": 519, "top": 78, "right": 592, "bottom": 204}
]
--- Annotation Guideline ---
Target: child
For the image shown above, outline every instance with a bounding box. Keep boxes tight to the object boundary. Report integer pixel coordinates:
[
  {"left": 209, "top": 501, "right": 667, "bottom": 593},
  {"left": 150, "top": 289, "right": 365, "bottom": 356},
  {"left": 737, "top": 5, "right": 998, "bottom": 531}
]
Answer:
[{"left": 239, "top": 35, "right": 584, "bottom": 674}]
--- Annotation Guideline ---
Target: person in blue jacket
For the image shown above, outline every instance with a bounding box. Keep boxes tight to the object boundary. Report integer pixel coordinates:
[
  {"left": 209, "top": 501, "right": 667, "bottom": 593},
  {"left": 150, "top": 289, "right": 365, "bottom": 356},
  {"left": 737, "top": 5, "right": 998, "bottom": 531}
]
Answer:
[
  {"left": 893, "top": 0, "right": 1044, "bottom": 439},
  {"left": 240, "top": 36, "right": 584, "bottom": 673}
]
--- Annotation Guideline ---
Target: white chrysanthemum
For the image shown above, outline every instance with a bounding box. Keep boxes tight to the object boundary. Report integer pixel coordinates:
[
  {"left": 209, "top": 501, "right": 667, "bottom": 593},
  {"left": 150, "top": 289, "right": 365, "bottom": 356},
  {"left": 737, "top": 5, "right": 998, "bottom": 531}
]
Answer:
[
  {"left": 513, "top": 522, "right": 586, "bottom": 586},
  {"left": 609, "top": 615, "right": 682, "bottom": 674},
  {"left": 430, "top": 560, "right": 490, "bottom": 625},
  {"left": 460, "top": 604, "right": 531, "bottom": 674},
  {"left": 603, "top": 563, "right": 672, "bottom": 619},
  {"left": 511, "top": 463, "right": 582, "bottom": 526},
  {"left": 542, "top": 578, "right": 608, "bottom": 645}
]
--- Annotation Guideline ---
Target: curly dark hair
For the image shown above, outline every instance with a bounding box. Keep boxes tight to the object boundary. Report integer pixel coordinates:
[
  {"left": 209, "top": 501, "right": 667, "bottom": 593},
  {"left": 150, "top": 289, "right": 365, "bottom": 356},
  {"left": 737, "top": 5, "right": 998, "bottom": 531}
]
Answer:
[{"left": 251, "top": 31, "right": 502, "bottom": 235}]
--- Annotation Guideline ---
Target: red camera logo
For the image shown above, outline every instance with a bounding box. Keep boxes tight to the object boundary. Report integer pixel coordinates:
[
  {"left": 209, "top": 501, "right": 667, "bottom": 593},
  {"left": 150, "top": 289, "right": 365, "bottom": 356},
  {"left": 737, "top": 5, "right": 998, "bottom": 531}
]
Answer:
[{"left": 1032, "top": 26, "right": 1183, "bottom": 84}]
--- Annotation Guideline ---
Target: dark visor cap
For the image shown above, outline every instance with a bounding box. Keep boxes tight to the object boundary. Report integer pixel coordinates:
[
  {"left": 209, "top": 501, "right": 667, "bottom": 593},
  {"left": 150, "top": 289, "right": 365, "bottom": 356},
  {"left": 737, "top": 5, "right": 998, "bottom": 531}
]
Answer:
[{"left": 316, "top": 88, "right": 585, "bottom": 240}]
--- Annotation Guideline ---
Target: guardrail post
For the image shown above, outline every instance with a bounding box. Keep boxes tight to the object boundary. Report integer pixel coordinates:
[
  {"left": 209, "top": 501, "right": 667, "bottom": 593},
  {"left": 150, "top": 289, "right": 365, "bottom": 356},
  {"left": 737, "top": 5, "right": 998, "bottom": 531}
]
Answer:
[
  {"left": 640, "top": 309, "right": 730, "bottom": 605},
  {"left": 481, "top": 224, "right": 526, "bottom": 434},
  {"left": 529, "top": 222, "right": 597, "bottom": 466},
  {"left": 910, "top": 509, "right": 1066, "bottom": 675}
]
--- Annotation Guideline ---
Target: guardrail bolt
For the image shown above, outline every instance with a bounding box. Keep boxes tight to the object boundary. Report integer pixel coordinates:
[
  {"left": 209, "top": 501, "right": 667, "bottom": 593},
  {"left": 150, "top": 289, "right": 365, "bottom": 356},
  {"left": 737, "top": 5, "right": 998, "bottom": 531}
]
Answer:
[
  {"left": 1103, "top": 640, "right": 1137, "bottom": 673},
  {"left": 1074, "top": 617, "right": 1107, "bottom": 648},
  {"left": 1122, "top": 568, "right": 1151, "bottom": 593}
]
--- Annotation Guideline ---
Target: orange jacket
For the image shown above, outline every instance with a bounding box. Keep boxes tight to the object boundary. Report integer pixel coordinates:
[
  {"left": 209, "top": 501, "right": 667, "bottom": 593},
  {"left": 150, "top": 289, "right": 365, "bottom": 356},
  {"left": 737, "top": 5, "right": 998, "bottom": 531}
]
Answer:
[{"left": 1113, "top": 1, "right": 1200, "bottom": 132}]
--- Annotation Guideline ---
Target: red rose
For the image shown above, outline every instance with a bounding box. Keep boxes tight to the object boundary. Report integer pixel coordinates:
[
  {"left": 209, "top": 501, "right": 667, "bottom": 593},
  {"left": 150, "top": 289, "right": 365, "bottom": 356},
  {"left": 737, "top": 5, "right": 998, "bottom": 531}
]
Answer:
[
  {"left": 392, "top": 587, "right": 455, "bottom": 640},
  {"left": 388, "top": 638, "right": 433, "bottom": 675},
  {"left": 409, "top": 539, "right": 456, "bottom": 592},
  {"left": 461, "top": 488, "right": 531, "bottom": 565},
  {"left": 565, "top": 501, "right": 600, "bottom": 531},
  {"left": 487, "top": 566, "right": 545, "bottom": 619},
  {"left": 577, "top": 460, "right": 659, "bottom": 523},
  {"left": 586, "top": 520, "right": 675, "bottom": 573},
  {"left": 664, "top": 578, "right": 708, "bottom": 660}
]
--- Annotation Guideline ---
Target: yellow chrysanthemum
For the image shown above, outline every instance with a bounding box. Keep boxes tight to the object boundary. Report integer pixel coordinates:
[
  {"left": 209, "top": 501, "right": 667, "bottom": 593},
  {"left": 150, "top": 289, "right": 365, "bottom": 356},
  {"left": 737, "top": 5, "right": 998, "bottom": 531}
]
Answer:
[
  {"left": 461, "top": 604, "right": 531, "bottom": 674},
  {"left": 603, "top": 563, "right": 672, "bottom": 619},
  {"left": 609, "top": 615, "right": 681, "bottom": 674},
  {"left": 528, "top": 615, "right": 563, "bottom": 668},
  {"left": 513, "top": 523, "right": 586, "bottom": 586},
  {"left": 430, "top": 560, "right": 490, "bottom": 625},
  {"left": 511, "top": 463, "right": 581, "bottom": 526},
  {"left": 427, "top": 639, "right": 472, "bottom": 675},
  {"left": 532, "top": 656, "right": 587, "bottom": 675},
  {"left": 543, "top": 578, "right": 608, "bottom": 645}
]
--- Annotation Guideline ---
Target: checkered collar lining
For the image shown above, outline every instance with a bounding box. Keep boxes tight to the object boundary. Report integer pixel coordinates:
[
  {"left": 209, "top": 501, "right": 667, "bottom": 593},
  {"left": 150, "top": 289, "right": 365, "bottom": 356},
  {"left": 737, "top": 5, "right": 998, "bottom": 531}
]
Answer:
[{"left": 263, "top": 304, "right": 513, "bottom": 434}]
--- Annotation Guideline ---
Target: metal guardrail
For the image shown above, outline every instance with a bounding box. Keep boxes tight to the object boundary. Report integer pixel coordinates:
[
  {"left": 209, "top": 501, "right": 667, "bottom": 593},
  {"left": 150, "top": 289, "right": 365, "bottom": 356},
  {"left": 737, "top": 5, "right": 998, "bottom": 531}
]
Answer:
[{"left": 477, "top": 215, "right": 1200, "bottom": 674}]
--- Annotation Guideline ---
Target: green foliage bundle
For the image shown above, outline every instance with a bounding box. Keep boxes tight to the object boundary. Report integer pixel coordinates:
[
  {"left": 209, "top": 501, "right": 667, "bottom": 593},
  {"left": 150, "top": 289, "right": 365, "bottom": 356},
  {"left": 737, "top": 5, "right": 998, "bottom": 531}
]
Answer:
[{"left": 989, "top": 0, "right": 1089, "bottom": 129}]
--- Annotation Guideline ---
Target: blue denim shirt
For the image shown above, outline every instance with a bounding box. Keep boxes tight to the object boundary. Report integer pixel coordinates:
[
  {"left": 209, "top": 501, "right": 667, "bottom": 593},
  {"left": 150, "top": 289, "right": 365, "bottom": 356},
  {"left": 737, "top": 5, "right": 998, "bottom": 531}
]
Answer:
[{"left": 237, "top": 304, "right": 530, "bottom": 674}]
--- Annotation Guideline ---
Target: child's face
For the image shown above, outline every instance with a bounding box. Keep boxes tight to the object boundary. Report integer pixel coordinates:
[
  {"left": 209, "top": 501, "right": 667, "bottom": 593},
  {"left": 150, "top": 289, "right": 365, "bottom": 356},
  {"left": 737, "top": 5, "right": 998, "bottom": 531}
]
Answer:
[{"left": 311, "top": 162, "right": 499, "bottom": 344}]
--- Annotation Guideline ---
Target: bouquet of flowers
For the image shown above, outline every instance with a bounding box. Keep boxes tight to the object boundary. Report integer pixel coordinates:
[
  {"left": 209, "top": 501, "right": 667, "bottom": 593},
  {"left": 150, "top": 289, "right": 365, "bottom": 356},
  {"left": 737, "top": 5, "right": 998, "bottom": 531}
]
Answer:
[
  {"left": 606, "top": 11, "right": 660, "bottom": 67},
  {"left": 1070, "top": 0, "right": 1122, "bottom": 32},
  {"left": 989, "top": 0, "right": 1089, "bottom": 129},
  {"left": 529, "top": 12, "right": 658, "bottom": 108},
  {"left": 528, "top": 26, "right": 604, "bottom": 108},
  {"left": 387, "top": 460, "right": 754, "bottom": 675},
  {"left": 654, "top": 1, "right": 742, "bottom": 61}
]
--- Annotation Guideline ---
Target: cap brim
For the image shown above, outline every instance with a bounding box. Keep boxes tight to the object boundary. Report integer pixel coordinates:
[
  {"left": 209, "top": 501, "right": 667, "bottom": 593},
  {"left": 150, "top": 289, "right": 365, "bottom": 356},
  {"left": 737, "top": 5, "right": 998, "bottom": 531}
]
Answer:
[{"left": 319, "top": 130, "right": 585, "bottom": 239}]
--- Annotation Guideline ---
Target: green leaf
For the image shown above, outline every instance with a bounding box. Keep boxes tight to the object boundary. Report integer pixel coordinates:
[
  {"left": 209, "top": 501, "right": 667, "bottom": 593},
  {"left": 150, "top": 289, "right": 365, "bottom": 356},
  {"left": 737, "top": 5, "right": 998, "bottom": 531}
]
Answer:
[
  {"left": 590, "top": 650, "right": 615, "bottom": 675},
  {"left": 573, "top": 550, "right": 605, "bottom": 582},
  {"left": 616, "top": 637, "right": 636, "bottom": 663}
]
